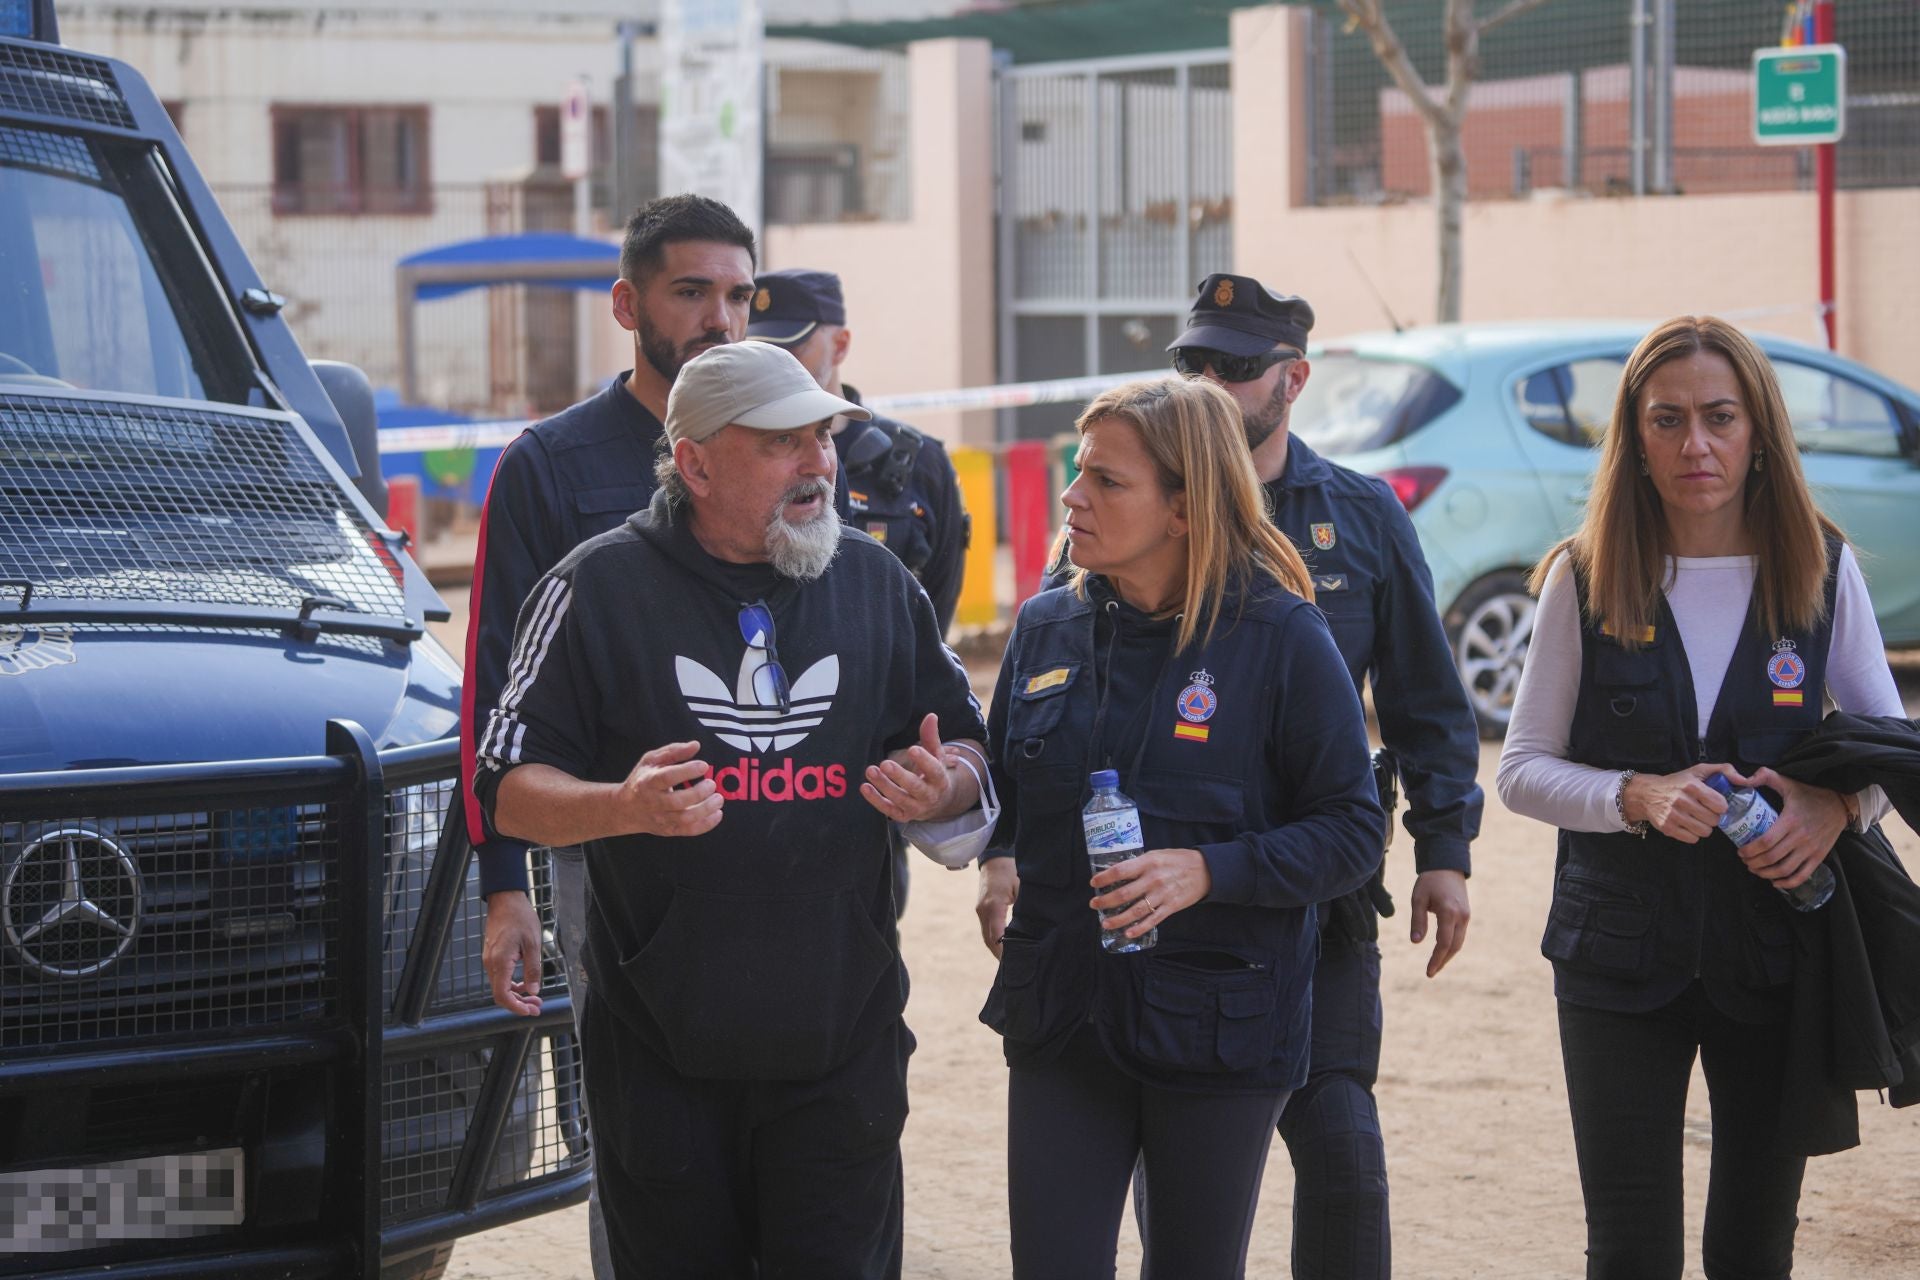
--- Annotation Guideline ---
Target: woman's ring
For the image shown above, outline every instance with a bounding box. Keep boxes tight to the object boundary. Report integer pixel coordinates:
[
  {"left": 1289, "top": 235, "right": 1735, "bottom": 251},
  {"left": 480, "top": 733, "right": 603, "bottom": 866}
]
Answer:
[{"left": 1144, "top": 899, "right": 1157, "bottom": 916}]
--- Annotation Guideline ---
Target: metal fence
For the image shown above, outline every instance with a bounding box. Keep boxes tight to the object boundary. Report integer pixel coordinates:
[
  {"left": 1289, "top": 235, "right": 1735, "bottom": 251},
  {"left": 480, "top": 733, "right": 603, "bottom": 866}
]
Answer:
[
  {"left": 998, "top": 52, "right": 1233, "bottom": 441},
  {"left": 765, "top": 40, "right": 912, "bottom": 224},
  {"left": 1305, "top": 0, "right": 1920, "bottom": 206}
]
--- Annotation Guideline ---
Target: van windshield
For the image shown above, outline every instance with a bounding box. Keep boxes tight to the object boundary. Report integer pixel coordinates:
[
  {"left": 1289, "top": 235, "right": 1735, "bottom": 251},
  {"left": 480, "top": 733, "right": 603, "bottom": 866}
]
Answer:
[{"left": 0, "top": 124, "right": 255, "bottom": 405}]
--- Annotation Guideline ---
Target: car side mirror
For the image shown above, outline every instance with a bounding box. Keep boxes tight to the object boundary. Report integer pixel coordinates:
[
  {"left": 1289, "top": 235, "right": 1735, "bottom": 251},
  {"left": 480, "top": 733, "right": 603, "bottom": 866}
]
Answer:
[{"left": 310, "top": 359, "right": 388, "bottom": 518}]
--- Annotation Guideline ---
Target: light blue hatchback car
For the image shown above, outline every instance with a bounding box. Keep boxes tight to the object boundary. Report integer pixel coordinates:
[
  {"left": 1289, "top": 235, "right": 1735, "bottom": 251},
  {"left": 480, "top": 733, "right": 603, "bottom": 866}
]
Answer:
[{"left": 1289, "top": 322, "right": 1920, "bottom": 737}]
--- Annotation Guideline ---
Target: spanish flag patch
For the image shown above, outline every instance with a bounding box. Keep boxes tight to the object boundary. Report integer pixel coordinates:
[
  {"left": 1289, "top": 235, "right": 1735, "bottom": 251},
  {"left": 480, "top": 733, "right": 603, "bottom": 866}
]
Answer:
[
  {"left": 1773, "top": 690, "right": 1804, "bottom": 707},
  {"left": 1173, "top": 723, "right": 1210, "bottom": 743}
]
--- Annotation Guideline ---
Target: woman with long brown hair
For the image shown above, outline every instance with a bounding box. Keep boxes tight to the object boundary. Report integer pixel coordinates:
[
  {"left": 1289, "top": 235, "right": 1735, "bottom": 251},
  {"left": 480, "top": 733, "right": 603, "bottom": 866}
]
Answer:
[
  {"left": 976, "top": 374, "right": 1383, "bottom": 1276},
  {"left": 1497, "top": 315, "right": 1905, "bottom": 1278}
]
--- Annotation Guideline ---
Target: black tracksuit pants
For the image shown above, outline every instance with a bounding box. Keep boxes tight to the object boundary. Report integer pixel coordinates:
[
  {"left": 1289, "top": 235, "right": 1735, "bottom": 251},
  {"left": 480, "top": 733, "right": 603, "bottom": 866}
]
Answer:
[
  {"left": 1558, "top": 982, "right": 1807, "bottom": 1280},
  {"left": 1007, "top": 1026, "right": 1290, "bottom": 1279},
  {"left": 582, "top": 998, "right": 912, "bottom": 1280}
]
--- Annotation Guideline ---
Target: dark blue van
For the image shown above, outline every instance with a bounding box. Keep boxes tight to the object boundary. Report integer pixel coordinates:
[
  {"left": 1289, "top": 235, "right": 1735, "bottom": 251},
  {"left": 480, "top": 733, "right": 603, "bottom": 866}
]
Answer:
[{"left": 0, "top": 3, "right": 586, "bottom": 1275}]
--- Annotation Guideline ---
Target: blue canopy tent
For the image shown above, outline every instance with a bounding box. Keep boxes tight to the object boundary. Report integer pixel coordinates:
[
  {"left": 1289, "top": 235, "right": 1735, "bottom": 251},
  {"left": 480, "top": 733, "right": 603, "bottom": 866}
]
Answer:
[{"left": 393, "top": 232, "right": 620, "bottom": 402}]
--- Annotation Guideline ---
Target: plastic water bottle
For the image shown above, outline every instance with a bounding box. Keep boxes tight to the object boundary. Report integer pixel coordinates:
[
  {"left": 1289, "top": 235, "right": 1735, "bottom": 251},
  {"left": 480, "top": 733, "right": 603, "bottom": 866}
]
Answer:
[
  {"left": 1704, "top": 772, "right": 1835, "bottom": 912},
  {"left": 1082, "top": 769, "right": 1156, "bottom": 953}
]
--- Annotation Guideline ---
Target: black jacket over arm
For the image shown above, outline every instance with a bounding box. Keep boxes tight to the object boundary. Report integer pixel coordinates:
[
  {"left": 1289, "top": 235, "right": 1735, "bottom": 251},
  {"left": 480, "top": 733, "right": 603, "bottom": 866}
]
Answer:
[{"left": 1773, "top": 713, "right": 1920, "bottom": 1155}]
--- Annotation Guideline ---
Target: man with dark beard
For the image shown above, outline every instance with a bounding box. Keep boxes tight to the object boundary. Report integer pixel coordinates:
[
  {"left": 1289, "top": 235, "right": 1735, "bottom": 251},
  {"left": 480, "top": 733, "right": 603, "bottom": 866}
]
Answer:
[
  {"left": 1168, "top": 275, "right": 1481, "bottom": 1280},
  {"left": 461, "top": 194, "right": 822, "bottom": 1279},
  {"left": 474, "top": 339, "right": 989, "bottom": 1278}
]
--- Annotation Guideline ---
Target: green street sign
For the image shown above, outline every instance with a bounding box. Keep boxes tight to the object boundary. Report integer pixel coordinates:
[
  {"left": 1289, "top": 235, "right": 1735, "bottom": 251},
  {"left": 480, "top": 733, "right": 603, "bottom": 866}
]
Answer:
[{"left": 1753, "top": 44, "right": 1846, "bottom": 145}]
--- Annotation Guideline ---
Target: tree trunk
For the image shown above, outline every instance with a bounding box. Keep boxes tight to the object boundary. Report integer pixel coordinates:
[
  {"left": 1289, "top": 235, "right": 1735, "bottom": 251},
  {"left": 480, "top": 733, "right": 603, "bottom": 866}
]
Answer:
[{"left": 1431, "top": 114, "right": 1467, "bottom": 324}]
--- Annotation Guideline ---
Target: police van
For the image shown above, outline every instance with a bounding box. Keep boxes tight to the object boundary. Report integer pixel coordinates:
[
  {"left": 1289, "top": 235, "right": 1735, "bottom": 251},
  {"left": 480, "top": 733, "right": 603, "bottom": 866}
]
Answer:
[{"left": 0, "top": 3, "right": 586, "bottom": 1274}]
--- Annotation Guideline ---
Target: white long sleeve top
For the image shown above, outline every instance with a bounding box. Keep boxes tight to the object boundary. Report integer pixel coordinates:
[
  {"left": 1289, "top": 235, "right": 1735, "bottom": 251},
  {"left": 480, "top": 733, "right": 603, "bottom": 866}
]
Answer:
[{"left": 1497, "top": 543, "right": 1904, "bottom": 833}]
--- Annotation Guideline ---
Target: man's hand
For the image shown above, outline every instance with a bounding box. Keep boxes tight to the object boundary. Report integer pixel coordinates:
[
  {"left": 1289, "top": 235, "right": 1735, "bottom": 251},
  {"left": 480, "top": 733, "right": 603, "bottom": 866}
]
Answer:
[
  {"left": 483, "top": 890, "right": 544, "bottom": 1017},
  {"left": 616, "top": 740, "right": 722, "bottom": 837},
  {"left": 1409, "top": 869, "right": 1470, "bottom": 978},
  {"left": 1624, "top": 764, "right": 1732, "bottom": 842},
  {"left": 1091, "top": 848, "right": 1212, "bottom": 942},
  {"left": 977, "top": 856, "right": 1020, "bottom": 958},
  {"left": 862, "top": 713, "right": 967, "bottom": 823},
  {"left": 1735, "top": 768, "right": 1848, "bottom": 890}
]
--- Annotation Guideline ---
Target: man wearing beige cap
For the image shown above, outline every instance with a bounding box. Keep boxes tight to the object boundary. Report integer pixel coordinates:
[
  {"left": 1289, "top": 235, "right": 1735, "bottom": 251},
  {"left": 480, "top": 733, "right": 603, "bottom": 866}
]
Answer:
[{"left": 475, "top": 340, "right": 989, "bottom": 1279}]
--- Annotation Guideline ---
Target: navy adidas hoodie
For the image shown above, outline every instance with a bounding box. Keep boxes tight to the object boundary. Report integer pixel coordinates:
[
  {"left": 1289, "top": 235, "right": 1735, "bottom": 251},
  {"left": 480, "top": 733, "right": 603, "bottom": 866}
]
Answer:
[{"left": 473, "top": 490, "right": 984, "bottom": 1081}]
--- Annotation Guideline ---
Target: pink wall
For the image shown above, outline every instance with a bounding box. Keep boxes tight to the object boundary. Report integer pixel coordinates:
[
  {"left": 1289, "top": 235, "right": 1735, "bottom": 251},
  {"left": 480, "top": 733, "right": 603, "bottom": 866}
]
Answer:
[
  {"left": 1233, "top": 6, "right": 1920, "bottom": 391},
  {"left": 765, "top": 38, "right": 997, "bottom": 447},
  {"left": 583, "top": 38, "right": 997, "bottom": 443}
]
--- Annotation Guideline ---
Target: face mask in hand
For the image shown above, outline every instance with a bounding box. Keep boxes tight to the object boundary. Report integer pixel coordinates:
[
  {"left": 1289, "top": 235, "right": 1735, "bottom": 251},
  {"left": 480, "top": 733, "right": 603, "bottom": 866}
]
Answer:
[{"left": 903, "top": 742, "right": 1001, "bottom": 869}]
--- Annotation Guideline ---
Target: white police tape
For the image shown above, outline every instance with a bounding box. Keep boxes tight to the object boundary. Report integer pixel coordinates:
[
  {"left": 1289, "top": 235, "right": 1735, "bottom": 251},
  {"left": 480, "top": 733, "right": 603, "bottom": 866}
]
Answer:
[{"left": 373, "top": 366, "right": 1167, "bottom": 454}]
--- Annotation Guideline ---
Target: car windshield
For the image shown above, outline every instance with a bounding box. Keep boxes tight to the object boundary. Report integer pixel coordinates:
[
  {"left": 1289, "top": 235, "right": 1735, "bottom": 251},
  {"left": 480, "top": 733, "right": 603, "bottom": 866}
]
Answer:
[
  {"left": 0, "top": 123, "right": 255, "bottom": 405},
  {"left": 1290, "top": 353, "right": 1462, "bottom": 457}
]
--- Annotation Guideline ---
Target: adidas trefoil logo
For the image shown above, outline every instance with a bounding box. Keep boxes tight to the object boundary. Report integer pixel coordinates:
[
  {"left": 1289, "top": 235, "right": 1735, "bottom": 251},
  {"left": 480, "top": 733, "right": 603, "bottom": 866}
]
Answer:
[{"left": 675, "top": 643, "right": 839, "bottom": 754}]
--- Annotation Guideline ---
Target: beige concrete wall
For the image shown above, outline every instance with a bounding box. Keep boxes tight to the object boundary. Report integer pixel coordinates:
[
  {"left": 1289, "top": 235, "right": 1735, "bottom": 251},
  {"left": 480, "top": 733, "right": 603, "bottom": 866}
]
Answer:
[
  {"left": 1232, "top": 5, "right": 1920, "bottom": 391},
  {"left": 764, "top": 38, "right": 998, "bottom": 447}
]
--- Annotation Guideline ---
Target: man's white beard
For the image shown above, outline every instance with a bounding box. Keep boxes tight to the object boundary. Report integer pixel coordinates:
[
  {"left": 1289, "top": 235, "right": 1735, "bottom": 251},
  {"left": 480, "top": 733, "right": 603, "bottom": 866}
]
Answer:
[{"left": 766, "top": 482, "right": 841, "bottom": 581}]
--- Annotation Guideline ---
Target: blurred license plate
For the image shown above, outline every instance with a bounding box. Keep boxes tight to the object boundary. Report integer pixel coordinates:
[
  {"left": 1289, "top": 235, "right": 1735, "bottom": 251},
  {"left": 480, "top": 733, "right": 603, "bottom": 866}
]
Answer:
[{"left": 0, "top": 1148, "right": 244, "bottom": 1254}]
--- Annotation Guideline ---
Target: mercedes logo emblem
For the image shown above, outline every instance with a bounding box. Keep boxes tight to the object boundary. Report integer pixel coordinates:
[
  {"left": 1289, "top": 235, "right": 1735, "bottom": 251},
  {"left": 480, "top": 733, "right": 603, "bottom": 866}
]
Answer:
[{"left": 3, "top": 827, "right": 143, "bottom": 979}]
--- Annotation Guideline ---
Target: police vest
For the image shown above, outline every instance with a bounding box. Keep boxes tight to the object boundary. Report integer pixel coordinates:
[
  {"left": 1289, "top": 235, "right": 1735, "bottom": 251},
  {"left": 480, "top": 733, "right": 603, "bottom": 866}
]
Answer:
[
  {"left": 839, "top": 415, "right": 936, "bottom": 578},
  {"left": 981, "top": 581, "right": 1378, "bottom": 1095},
  {"left": 1547, "top": 542, "right": 1842, "bottom": 1022}
]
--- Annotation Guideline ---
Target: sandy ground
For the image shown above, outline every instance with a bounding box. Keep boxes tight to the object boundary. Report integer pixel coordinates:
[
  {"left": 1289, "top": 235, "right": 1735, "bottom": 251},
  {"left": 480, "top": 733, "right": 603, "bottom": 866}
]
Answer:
[{"left": 428, "top": 594, "right": 1920, "bottom": 1279}]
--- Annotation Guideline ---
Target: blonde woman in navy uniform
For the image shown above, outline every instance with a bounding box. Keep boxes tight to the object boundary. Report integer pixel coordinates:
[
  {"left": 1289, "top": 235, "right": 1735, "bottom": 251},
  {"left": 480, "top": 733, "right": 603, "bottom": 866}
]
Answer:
[
  {"left": 1498, "top": 316, "right": 1905, "bottom": 1279},
  {"left": 980, "top": 375, "right": 1383, "bottom": 1277}
]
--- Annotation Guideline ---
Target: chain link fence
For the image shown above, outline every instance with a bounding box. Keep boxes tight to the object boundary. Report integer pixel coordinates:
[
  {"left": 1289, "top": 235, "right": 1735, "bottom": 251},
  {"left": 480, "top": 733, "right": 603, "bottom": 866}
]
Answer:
[
  {"left": 1305, "top": 0, "right": 1919, "bottom": 206},
  {"left": 765, "top": 40, "right": 912, "bottom": 224}
]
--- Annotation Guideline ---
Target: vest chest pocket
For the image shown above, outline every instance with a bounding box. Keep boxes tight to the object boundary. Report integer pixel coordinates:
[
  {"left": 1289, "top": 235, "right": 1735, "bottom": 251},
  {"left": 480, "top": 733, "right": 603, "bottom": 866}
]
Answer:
[
  {"left": 1007, "top": 663, "right": 1081, "bottom": 763},
  {"left": 1589, "top": 645, "right": 1672, "bottom": 767},
  {"left": 1541, "top": 870, "right": 1659, "bottom": 980},
  {"left": 1127, "top": 772, "right": 1247, "bottom": 845}
]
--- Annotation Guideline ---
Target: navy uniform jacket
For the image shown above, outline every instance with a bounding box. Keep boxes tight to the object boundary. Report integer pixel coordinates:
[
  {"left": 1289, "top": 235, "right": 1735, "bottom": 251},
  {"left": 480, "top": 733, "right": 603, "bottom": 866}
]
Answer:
[
  {"left": 1270, "top": 437, "right": 1482, "bottom": 902},
  {"left": 460, "top": 371, "right": 851, "bottom": 897},
  {"left": 838, "top": 384, "right": 968, "bottom": 634},
  {"left": 980, "top": 578, "right": 1383, "bottom": 1094}
]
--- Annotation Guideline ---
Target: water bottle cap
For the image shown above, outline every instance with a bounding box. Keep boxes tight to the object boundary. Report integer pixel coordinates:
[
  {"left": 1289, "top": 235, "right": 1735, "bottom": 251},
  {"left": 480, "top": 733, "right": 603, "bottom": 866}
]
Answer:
[
  {"left": 1703, "top": 772, "right": 1733, "bottom": 796},
  {"left": 1090, "top": 769, "right": 1119, "bottom": 789}
]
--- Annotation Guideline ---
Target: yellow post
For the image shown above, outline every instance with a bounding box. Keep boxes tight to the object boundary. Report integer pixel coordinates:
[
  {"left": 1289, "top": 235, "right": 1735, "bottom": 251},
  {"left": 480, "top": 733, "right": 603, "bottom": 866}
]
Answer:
[{"left": 951, "top": 445, "right": 998, "bottom": 627}]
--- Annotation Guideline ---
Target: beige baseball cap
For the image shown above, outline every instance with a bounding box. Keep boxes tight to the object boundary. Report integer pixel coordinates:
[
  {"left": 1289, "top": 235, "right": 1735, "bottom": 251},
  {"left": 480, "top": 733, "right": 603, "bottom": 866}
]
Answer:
[{"left": 664, "top": 341, "right": 869, "bottom": 445}]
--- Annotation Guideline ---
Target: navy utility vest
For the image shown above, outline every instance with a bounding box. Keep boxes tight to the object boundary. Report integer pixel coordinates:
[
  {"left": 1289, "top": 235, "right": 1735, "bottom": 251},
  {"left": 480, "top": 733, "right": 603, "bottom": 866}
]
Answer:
[{"left": 1545, "top": 541, "right": 1842, "bottom": 1022}]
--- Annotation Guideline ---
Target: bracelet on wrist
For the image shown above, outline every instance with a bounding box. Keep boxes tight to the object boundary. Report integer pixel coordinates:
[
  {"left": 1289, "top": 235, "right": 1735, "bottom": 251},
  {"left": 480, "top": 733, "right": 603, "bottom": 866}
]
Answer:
[{"left": 1615, "top": 769, "right": 1650, "bottom": 838}]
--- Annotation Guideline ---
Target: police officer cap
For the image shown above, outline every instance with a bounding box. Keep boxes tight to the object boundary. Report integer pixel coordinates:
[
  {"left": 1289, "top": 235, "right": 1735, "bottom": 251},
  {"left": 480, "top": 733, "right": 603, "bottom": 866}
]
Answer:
[
  {"left": 746, "top": 268, "right": 846, "bottom": 345},
  {"left": 1169, "top": 273, "right": 1315, "bottom": 358}
]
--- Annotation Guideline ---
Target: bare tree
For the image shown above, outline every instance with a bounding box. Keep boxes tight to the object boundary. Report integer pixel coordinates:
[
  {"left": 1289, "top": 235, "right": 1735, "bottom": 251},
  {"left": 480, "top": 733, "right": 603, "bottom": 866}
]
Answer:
[{"left": 1336, "top": 0, "right": 1554, "bottom": 323}]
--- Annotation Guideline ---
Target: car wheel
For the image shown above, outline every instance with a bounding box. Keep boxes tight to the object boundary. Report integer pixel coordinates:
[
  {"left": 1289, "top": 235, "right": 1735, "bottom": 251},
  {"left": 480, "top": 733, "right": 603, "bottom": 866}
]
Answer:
[{"left": 1444, "top": 570, "right": 1537, "bottom": 740}]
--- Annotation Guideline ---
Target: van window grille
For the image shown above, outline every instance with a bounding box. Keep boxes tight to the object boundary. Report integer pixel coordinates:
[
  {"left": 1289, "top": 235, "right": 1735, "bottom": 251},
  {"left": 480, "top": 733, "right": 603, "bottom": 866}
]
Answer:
[
  {"left": 0, "top": 41, "right": 134, "bottom": 131},
  {"left": 0, "top": 123, "right": 96, "bottom": 179},
  {"left": 0, "top": 394, "right": 405, "bottom": 622}
]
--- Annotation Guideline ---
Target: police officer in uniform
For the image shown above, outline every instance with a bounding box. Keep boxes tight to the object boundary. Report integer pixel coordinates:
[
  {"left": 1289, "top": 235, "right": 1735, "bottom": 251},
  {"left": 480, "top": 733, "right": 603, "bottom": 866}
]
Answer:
[
  {"left": 749, "top": 268, "right": 971, "bottom": 918},
  {"left": 746, "top": 269, "right": 968, "bottom": 634},
  {"left": 1179, "top": 274, "right": 1483, "bottom": 1278}
]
